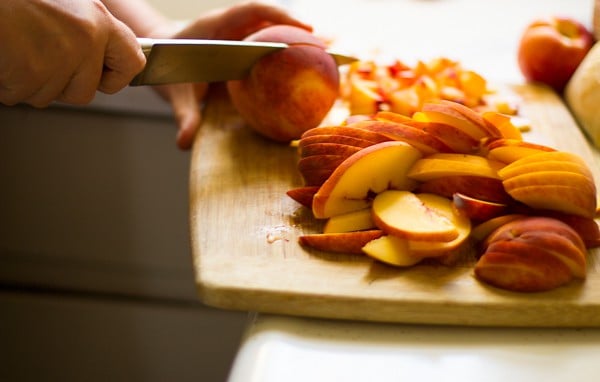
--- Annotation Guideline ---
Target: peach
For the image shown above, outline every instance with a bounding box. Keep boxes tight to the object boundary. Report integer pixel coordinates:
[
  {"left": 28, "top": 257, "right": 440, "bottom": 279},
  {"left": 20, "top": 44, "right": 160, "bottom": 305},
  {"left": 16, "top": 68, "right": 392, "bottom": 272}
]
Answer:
[
  {"left": 475, "top": 240, "right": 574, "bottom": 292},
  {"left": 301, "top": 125, "right": 391, "bottom": 144},
  {"left": 407, "top": 193, "right": 472, "bottom": 256},
  {"left": 371, "top": 191, "right": 459, "bottom": 242},
  {"left": 350, "top": 120, "right": 453, "bottom": 155},
  {"left": 482, "top": 111, "right": 523, "bottom": 140},
  {"left": 471, "top": 214, "right": 526, "bottom": 242},
  {"left": 323, "top": 208, "right": 375, "bottom": 233},
  {"left": 475, "top": 216, "right": 588, "bottom": 292},
  {"left": 407, "top": 153, "right": 504, "bottom": 182},
  {"left": 286, "top": 186, "right": 319, "bottom": 208},
  {"left": 300, "top": 142, "right": 363, "bottom": 158},
  {"left": 312, "top": 141, "right": 422, "bottom": 219},
  {"left": 348, "top": 78, "right": 383, "bottom": 115},
  {"left": 436, "top": 100, "right": 501, "bottom": 138},
  {"left": 362, "top": 235, "right": 424, "bottom": 267},
  {"left": 418, "top": 103, "right": 490, "bottom": 140},
  {"left": 517, "top": 16, "right": 594, "bottom": 93},
  {"left": 297, "top": 154, "right": 346, "bottom": 186},
  {"left": 502, "top": 171, "right": 596, "bottom": 192},
  {"left": 227, "top": 25, "right": 340, "bottom": 142},
  {"left": 498, "top": 160, "right": 593, "bottom": 180},
  {"left": 507, "top": 184, "right": 596, "bottom": 219},
  {"left": 485, "top": 139, "right": 556, "bottom": 163},
  {"left": 298, "top": 134, "right": 377, "bottom": 149},
  {"left": 417, "top": 176, "right": 511, "bottom": 203},
  {"left": 452, "top": 193, "right": 508, "bottom": 222},
  {"left": 299, "top": 230, "right": 384, "bottom": 254}
]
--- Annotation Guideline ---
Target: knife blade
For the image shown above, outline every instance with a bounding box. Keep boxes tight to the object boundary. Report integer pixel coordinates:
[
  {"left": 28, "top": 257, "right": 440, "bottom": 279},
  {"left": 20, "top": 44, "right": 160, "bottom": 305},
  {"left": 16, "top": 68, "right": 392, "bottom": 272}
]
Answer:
[{"left": 130, "top": 37, "right": 357, "bottom": 86}]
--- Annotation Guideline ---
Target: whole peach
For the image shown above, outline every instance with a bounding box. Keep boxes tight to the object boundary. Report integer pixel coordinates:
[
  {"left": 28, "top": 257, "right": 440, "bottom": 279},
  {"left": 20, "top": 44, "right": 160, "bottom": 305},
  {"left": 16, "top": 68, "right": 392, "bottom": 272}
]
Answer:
[
  {"left": 517, "top": 16, "right": 594, "bottom": 93},
  {"left": 227, "top": 25, "right": 340, "bottom": 142}
]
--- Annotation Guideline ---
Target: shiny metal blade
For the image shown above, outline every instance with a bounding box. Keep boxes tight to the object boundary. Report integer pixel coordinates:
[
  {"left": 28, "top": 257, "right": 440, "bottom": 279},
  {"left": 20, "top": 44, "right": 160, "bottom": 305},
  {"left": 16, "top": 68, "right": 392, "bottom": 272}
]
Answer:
[{"left": 130, "top": 38, "right": 357, "bottom": 86}]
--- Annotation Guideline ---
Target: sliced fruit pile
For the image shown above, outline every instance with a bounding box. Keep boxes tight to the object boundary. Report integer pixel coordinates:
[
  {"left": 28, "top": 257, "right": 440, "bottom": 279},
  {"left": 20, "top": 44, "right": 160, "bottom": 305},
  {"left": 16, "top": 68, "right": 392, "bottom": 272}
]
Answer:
[
  {"left": 287, "top": 99, "right": 600, "bottom": 293},
  {"left": 341, "top": 57, "right": 517, "bottom": 117}
]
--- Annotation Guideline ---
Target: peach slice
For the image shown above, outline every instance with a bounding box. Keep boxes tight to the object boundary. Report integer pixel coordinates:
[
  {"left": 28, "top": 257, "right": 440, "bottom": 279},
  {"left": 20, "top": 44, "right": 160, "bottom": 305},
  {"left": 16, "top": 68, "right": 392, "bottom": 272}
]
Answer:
[
  {"left": 312, "top": 141, "right": 423, "bottom": 219},
  {"left": 476, "top": 216, "right": 588, "bottom": 292},
  {"left": 419, "top": 122, "right": 481, "bottom": 154},
  {"left": 372, "top": 190, "right": 459, "bottom": 241},
  {"left": 483, "top": 216, "right": 587, "bottom": 255},
  {"left": 407, "top": 193, "right": 472, "bottom": 256},
  {"left": 362, "top": 235, "right": 424, "bottom": 267},
  {"left": 475, "top": 240, "right": 574, "bottom": 292},
  {"left": 498, "top": 160, "right": 593, "bottom": 180},
  {"left": 417, "top": 104, "right": 489, "bottom": 141},
  {"left": 506, "top": 184, "right": 596, "bottom": 219},
  {"left": 323, "top": 208, "right": 375, "bottom": 233},
  {"left": 300, "top": 142, "right": 363, "bottom": 158},
  {"left": 298, "top": 154, "right": 346, "bottom": 186},
  {"left": 502, "top": 171, "right": 596, "bottom": 192},
  {"left": 482, "top": 111, "right": 523, "bottom": 140},
  {"left": 452, "top": 193, "right": 508, "bottom": 222},
  {"left": 351, "top": 120, "right": 453, "bottom": 155},
  {"left": 485, "top": 139, "right": 555, "bottom": 163},
  {"left": 407, "top": 153, "right": 504, "bottom": 182},
  {"left": 471, "top": 214, "right": 527, "bottom": 242},
  {"left": 496, "top": 150, "right": 591, "bottom": 176},
  {"left": 417, "top": 175, "right": 511, "bottom": 203},
  {"left": 286, "top": 186, "right": 319, "bottom": 208},
  {"left": 436, "top": 100, "right": 502, "bottom": 138},
  {"left": 299, "top": 230, "right": 384, "bottom": 254},
  {"left": 381, "top": 113, "right": 481, "bottom": 154},
  {"left": 298, "top": 134, "right": 377, "bottom": 149},
  {"left": 534, "top": 210, "right": 600, "bottom": 249},
  {"left": 301, "top": 125, "right": 391, "bottom": 144}
]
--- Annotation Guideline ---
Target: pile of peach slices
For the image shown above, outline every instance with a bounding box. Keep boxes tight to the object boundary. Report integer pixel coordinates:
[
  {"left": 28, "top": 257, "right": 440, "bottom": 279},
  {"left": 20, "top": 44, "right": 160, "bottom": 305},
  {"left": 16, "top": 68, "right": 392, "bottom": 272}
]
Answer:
[{"left": 286, "top": 100, "right": 600, "bottom": 293}]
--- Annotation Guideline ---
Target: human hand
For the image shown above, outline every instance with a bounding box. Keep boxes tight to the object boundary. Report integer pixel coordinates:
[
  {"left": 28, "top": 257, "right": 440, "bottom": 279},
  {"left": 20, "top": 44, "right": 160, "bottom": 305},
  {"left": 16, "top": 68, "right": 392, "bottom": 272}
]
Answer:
[
  {"left": 150, "top": 1, "right": 312, "bottom": 150},
  {"left": 0, "top": 0, "right": 146, "bottom": 108}
]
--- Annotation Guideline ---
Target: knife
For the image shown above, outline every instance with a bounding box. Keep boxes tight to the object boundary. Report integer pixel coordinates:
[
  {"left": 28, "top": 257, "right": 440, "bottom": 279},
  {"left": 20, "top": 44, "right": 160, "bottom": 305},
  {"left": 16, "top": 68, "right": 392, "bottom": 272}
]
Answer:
[{"left": 130, "top": 37, "right": 357, "bottom": 86}]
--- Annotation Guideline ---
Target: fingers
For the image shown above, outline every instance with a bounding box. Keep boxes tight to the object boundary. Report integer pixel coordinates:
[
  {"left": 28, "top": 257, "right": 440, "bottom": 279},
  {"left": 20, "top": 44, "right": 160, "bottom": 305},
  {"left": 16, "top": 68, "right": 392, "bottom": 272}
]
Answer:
[
  {"left": 98, "top": 19, "right": 147, "bottom": 94},
  {"left": 159, "top": 83, "right": 208, "bottom": 150}
]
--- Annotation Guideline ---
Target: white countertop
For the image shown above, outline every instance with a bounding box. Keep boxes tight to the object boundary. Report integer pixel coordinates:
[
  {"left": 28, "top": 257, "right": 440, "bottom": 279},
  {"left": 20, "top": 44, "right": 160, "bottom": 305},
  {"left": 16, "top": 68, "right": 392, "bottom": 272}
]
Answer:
[
  {"left": 229, "top": 315, "right": 600, "bottom": 382},
  {"left": 227, "top": 1, "right": 600, "bottom": 381}
]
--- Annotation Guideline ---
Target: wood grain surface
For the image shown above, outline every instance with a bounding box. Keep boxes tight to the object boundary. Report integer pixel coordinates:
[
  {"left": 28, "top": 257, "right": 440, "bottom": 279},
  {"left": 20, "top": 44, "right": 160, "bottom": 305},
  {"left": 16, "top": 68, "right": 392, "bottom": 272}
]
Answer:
[{"left": 189, "top": 84, "right": 600, "bottom": 327}]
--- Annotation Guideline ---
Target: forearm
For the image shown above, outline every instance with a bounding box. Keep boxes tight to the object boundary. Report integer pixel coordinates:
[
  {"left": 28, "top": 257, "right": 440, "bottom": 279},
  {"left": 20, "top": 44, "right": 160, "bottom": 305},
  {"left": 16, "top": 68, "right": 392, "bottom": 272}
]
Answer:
[{"left": 100, "top": 0, "right": 170, "bottom": 37}]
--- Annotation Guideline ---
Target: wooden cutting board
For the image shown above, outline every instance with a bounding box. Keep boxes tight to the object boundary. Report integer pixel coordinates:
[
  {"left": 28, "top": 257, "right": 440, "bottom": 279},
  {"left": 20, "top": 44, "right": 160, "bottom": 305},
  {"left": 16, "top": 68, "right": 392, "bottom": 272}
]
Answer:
[{"left": 189, "top": 84, "right": 600, "bottom": 327}]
